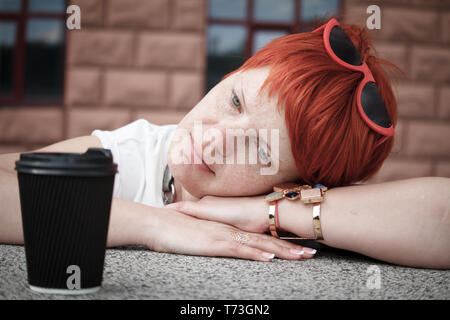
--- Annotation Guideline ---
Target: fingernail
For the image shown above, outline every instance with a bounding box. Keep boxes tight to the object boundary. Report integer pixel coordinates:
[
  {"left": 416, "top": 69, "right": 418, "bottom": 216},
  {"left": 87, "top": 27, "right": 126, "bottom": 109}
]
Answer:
[
  {"left": 290, "top": 249, "right": 304, "bottom": 255},
  {"left": 303, "top": 248, "right": 317, "bottom": 255},
  {"left": 262, "top": 252, "right": 275, "bottom": 259}
]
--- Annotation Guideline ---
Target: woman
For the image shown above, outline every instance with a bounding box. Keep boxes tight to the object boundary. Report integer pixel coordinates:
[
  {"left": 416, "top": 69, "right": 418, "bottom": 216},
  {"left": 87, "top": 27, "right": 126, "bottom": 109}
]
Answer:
[{"left": 0, "top": 20, "right": 449, "bottom": 268}]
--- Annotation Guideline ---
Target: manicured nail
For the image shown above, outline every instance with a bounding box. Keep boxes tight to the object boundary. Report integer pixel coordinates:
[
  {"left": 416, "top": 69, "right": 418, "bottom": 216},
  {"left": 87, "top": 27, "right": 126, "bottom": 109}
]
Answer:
[
  {"left": 303, "top": 248, "right": 317, "bottom": 254},
  {"left": 262, "top": 252, "right": 275, "bottom": 259},
  {"left": 290, "top": 249, "right": 304, "bottom": 255}
]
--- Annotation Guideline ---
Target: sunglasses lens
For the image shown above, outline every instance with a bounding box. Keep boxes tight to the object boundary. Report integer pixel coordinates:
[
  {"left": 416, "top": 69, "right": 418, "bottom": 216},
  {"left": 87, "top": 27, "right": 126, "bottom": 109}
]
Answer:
[
  {"left": 330, "top": 26, "right": 362, "bottom": 66},
  {"left": 361, "top": 82, "right": 392, "bottom": 128}
]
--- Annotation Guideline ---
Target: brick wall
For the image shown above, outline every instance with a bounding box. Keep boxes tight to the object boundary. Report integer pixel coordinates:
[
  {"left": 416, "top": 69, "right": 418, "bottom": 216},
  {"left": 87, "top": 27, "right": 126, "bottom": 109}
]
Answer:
[
  {"left": 0, "top": 0, "right": 206, "bottom": 153},
  {"left": 1, "top": 0, "right": 449, "bottom": 182},
  {"left": 344, "top": 0, "right": 450, "bottom": 181},
  {"left": 66, "top": 0, "right": 206, "bottom": 137}
]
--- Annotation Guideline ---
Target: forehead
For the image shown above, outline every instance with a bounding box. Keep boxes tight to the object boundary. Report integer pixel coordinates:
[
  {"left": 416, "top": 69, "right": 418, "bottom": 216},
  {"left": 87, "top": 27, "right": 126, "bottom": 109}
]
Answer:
[{"left": 231, "top": 67, "right": 274, "bottom": 112}]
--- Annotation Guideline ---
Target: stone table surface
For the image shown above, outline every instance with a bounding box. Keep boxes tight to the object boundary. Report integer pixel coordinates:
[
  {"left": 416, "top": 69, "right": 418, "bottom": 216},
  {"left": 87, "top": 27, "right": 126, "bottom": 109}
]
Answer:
[{"left": 0, "top": 243, "right": 449, "bottom": 300}]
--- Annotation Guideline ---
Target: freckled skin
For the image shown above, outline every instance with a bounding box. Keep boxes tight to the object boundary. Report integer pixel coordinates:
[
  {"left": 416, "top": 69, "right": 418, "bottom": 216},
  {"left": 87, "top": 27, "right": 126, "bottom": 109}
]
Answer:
[{"left": 168, "top": 67, "right": 300, "bottom": 198}]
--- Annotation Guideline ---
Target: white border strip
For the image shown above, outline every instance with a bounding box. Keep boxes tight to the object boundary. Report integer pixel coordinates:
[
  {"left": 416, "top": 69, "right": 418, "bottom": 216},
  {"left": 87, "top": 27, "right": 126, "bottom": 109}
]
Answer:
[{"left": 29, "top": 285, "right": 101, "bottom": 295}]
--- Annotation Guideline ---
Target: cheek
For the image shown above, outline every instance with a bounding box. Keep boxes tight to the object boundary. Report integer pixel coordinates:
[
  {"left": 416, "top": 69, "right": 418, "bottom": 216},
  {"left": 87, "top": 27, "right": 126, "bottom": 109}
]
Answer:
[{"left": 214, "top": 165, "right": 275, "bottom": 195}]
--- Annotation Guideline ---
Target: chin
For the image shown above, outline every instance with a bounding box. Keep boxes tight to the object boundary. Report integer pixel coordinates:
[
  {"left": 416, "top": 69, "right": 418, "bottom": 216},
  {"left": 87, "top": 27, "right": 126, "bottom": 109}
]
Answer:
[{"left": 168, "top": 161, "right": 206, "bottom": 198}]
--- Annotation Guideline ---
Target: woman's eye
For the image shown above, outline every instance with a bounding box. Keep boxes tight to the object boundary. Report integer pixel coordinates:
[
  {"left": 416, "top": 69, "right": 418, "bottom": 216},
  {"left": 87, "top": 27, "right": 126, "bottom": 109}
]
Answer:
[
  {"left": 231, "top": 91, "right": 241, "bottom": 108},
  {"left": 258, "top": 145, "right": 271, "bottom": 165}
]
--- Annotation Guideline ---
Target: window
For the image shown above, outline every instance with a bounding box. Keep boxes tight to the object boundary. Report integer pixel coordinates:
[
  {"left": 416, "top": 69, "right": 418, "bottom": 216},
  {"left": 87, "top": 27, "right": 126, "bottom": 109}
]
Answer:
[
  {"left": 0, "top": 0, "right": 66, "bottom": 105},
  {"left": 207, "top": 0, "right": 340, "bottom": 91}
]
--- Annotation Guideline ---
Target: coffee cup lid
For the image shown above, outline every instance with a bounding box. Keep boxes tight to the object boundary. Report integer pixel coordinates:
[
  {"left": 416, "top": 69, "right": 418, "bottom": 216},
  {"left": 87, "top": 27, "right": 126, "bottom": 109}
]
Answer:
[{"left": 15, "top": 148, "right": 118, "bottom": 177}]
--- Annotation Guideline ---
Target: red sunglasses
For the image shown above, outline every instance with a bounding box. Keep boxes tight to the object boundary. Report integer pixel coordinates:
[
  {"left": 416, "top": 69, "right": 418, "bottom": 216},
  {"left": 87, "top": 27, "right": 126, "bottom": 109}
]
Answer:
[{"left": 313, "top": 18, "right": 394, "bottom": 147}]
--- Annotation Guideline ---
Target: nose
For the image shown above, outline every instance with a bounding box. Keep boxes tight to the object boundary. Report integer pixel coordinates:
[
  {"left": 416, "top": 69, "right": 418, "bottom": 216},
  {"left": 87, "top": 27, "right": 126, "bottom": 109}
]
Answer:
[
  {"left": 201, "top": 124, "right": 254, "bottom": 161},
  {"left": 194, "top": 122, "right": 228, "bottom": 159}
]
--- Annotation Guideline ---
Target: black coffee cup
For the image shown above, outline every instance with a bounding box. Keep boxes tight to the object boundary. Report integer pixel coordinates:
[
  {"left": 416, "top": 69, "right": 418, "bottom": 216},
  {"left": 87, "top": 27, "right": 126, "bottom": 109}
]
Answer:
[{"left": 15, "top": 148, "right": 117, "bottom": 294}]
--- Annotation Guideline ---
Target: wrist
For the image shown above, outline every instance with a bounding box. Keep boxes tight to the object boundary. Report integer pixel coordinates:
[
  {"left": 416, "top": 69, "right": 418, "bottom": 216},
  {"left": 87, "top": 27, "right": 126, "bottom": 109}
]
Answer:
[
  {"left": 108, "top": 198, "right": 160, "bottom": 247},
  {"left": 250, "top": 196, "right": 271, "bottom": 233},
  {"left": 134, "top": 205, "right": 164, "bottom": 248},
  {"left": 277, "top": 199, "right": 315, "bottom": 238}
]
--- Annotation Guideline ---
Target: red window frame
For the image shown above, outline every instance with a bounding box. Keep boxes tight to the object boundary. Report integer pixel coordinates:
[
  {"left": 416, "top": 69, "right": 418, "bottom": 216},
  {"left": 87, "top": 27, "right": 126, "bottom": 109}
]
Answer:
[{"left": 0, "top": 0, "right": 67, "bottom": 106}]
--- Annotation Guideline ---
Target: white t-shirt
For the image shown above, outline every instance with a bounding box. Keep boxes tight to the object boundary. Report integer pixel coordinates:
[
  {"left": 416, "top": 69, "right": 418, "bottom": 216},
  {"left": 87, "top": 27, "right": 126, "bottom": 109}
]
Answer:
[{"left": 91, "top": 119, "right": 177, "bottom": 208}]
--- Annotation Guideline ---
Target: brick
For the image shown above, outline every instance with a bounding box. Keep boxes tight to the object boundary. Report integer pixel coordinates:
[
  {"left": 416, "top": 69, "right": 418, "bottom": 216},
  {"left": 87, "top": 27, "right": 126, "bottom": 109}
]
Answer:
[
  {"left": 66, "top": 68, "right": 101, "bottom": 105},
  {"left": 395, "top": 82, "right": 434, "bottom": 118},
  {"left": 443, "top": 13, "right": 450, "bottom": 44},
  {"left": 405, "top": 121, "right": 450, "bottom": 157},
  {"left": 344, "top": 0, "right": 449, "bottom": 12},
  {"left": 68, "top": 30, "right": 133, "bottom": 66},
  {"left": 379, "top": 8, "right": 438, "bottom": 42},
  {"left": 133, "top": 110, "right": 187, "bottom": 125},
  {"left": 372, "top": 0, "right": 449, "bottom": 9},
  {"left": 373, "top": 42, "right": 408, "bottom": 75},
  {"left": 107, "top": 0, "right": 169, "bottom": 28},
  {"left": 70, "top": 0, "right": 104, "bottom": 26},
  {"left": 369, "top": 158, "right": 433, "bottom": 183},
  {"left": 169, "top": 72, "right": 204, "bottom": 109},
  {"left": 67, "top": 109, "right": 130, "bottom": 138},
  {"left": 435, "top": 162, "right": 450, "bottom": 177},
  {"left": 342, "top": 3, "right": 367, "bottom": 27},
  {"left": 136, "top": 32, "right": 205, "bottom": 69},
  {"left": 0, "top": 108, "right": 62, "bottom": 143},
  {"left": 104, "top": 70, "right": 168, "bottom": 107},
  {"left": 438, "top": 86, "right": 450, "bottom": 118},
  {"left": 411, "top": 46, "right": 450, "bottom": 82},
  {"left": 172, "top": 0, "right": 205, "bottom": 30}
]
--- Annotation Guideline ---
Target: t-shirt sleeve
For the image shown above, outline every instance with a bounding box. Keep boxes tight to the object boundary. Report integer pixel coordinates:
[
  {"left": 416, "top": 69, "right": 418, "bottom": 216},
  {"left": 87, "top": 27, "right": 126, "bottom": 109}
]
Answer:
[{"left": 91, "top": 119, "right": 151, "bottom": 202}]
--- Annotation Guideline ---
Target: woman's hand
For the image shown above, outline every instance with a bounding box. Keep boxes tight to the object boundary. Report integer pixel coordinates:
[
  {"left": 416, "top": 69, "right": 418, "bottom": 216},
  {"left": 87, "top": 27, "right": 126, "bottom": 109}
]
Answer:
[
  {"left": 165, "top": 196, "right": 318, "bottom": 257},
  {"left": 139, "top": 206, "right": 315, "bottom": 262},
  {"left": 166, "top": 195, "right": 268, "bottom": 233}
]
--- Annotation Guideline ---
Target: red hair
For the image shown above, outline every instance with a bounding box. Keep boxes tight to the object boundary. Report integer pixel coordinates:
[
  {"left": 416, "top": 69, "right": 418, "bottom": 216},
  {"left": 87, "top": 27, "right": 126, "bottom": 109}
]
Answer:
[{"left": 226, "top": 24, "right": 399, "bottom": 187}]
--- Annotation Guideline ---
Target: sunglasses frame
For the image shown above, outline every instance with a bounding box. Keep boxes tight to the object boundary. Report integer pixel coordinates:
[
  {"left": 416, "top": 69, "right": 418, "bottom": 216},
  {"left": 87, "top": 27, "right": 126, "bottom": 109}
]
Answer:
[{"left": 313, "top": 18, "right": 394, "bottom": 139}]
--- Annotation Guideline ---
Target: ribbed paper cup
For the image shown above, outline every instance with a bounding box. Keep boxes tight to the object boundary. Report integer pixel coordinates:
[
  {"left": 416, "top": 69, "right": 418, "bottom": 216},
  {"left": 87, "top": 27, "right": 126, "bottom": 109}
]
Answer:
[{"left": 15, "top": 148, "right": 117, "bottom": 295}]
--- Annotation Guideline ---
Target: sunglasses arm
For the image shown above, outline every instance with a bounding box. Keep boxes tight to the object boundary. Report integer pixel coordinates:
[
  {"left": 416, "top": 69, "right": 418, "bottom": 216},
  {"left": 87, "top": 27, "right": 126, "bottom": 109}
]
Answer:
[
  {"left": 374, "top": 135, "right": 391, "bottom": 148},
  {"left": 312, "top": 24, "right": 326, "bottom": 33}
]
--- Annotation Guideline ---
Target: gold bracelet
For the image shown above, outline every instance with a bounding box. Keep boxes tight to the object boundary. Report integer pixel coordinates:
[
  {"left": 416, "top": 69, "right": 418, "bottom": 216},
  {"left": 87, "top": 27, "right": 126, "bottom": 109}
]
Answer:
[
  {"left": 312, "top": 203, "right": 324, "bottom": 240},
  {"left": 265, "top": 183, "right": 327, "bottom": 240},
  {"left": 268, "top": 200, "right": 278, "bottom": 238}
]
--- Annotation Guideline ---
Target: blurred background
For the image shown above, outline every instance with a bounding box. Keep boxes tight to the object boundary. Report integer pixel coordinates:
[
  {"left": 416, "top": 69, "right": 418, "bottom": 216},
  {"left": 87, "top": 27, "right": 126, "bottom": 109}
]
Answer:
[{"left": 0, "top": 0, "right": 449, "bottom": 182}]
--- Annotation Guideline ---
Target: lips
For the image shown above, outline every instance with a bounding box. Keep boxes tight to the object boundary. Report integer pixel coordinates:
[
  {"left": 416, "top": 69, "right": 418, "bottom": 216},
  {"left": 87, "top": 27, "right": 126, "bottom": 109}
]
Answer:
[{"left": 189, "top": 132, "right": 214, "bottom": 175}]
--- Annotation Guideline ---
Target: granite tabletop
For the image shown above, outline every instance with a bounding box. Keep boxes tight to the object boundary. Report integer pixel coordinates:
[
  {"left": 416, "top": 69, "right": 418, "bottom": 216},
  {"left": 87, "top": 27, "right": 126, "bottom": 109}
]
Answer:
[{"left": 1, "top": 243, "right": 449, "bottom": 300}]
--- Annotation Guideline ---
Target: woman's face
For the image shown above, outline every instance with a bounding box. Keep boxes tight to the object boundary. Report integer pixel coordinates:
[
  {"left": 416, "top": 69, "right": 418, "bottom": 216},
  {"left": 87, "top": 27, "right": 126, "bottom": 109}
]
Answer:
[{"left": 168, "top": 67, "right": 299, "bottom": 198}]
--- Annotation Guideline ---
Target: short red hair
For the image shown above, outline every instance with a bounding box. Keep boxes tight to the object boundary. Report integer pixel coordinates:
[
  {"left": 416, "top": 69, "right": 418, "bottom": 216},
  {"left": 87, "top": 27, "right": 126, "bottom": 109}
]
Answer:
[{"left": 226, "top": 24, "right": 399, "bottom": 187}]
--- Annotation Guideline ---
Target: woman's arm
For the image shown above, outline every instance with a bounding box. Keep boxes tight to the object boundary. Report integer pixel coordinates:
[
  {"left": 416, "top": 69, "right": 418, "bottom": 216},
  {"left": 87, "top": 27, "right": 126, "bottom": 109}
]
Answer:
[
  {"left": 0, "top": 138, "right": 311, "bottom": 262},
  {"left": 0, "top": 136, "right": 104, "bottom": 244},
  {"left": 170, "top": 177, "right": 450, "bottom": 269},
  {"left": 281, "top": 177, "right": 450, "bottom": 269}
]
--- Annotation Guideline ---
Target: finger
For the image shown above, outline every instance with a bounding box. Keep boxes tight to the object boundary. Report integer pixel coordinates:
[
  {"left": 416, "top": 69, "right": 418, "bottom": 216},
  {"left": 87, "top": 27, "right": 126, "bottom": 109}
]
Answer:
[
  {"left": 214, "top": 240, "right": 276, "bottom": 262},
  {"left": 247, "top": 233, "right": 310, "bottom": 260},
  {"left": 277, "top": 240, "right": 318, "bottom": 259},
  {"left": 165, "top": 201, "right": 202, "bottom": 217},
  {"left": 167, "top": 200, "right": 230, "bottom": 224},
  {"left": 261, "top": 233, "right": 319, "bottom": 259},
  {"left": 226, "top": 231, "right": 306, "bottom": 261}
]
